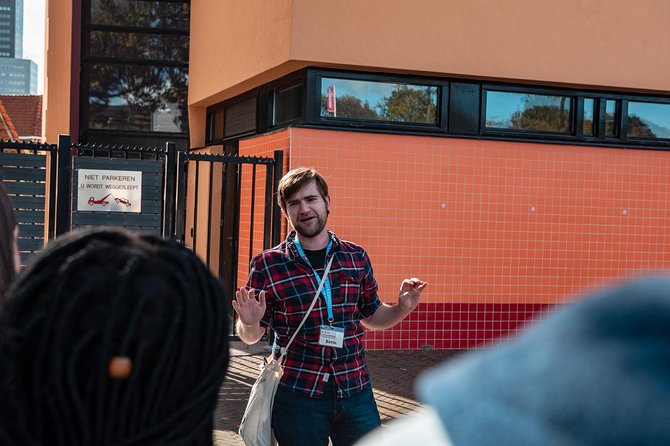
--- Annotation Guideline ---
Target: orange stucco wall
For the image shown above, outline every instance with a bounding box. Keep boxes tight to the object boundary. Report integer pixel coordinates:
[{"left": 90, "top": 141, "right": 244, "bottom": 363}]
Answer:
[
  {"left": 236, "top": 127, "right": 670, "bottom": 349},
  {"left": 188, "top": 0, "right": 294, "bottom": 107},
  {"left": 244, "top": 127, "right": 670, "bottom": 304},
  {"left": 43, "top": 0, "right": 73, "bottom": 143},
  {"left": 189, "top": 0, "right": 670, "bottom": 147}
]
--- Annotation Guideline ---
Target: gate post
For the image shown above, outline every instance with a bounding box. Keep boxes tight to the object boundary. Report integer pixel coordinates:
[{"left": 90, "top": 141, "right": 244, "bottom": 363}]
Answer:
[
  {"left": 163, "top": 142, "right": 177, "bottom": 239},
  {"left": 55, "top": 134, "right": 72, "bottom": 237},
  {"left": 272, "top": 150, "right": 283, "bottom": 246},
  {"left": 174, "top": 149, "right": 187, "bottom": 243}
]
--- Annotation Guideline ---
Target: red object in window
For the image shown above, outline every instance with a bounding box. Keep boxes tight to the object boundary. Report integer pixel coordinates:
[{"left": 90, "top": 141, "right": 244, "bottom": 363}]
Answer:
[{"left": 326, "top": 85, "right": 336, "bottom": 114}]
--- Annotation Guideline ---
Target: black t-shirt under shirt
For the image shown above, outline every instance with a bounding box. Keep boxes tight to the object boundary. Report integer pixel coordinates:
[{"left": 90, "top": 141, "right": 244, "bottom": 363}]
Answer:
[{"left": 303, "top": 247, "right": 327, "bottom": 277}]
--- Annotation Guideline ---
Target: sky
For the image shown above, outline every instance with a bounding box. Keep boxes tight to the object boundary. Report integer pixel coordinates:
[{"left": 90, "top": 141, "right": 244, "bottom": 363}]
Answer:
[{"left": 24, "top": 0, "right": 46, "bottom": 94}]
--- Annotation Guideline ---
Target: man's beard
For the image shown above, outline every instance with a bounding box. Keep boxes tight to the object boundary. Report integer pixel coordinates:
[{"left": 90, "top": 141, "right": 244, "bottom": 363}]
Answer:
[{"left": 294, "top": 212, "right": 327, "bottom": 238}]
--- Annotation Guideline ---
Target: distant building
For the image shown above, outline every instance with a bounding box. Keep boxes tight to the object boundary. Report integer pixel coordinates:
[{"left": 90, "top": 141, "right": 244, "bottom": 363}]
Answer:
[
  {"left": 0, "top": 0, "right": 37, "bottom": 95},
  {"left": 0, "top": 94, "right": 41, "bottom": 140},
  {"left": 0, "top": 0, "right": 22, "bottom": 58},
  {"left": 0, "top": 58, "right": 36, "bottom": 94}
]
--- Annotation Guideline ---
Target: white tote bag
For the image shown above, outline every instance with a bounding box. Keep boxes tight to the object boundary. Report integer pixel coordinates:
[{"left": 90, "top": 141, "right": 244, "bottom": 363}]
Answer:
[
  {"left": 239, "top": 357, "right": 283, "bottom": 446},
  {"left": 239, "top": 256, "right": 334, "bottom": 446}
]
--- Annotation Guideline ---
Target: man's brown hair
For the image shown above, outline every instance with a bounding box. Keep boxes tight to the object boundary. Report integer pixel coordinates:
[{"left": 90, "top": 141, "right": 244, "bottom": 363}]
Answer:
[{"left": 277, "top": 167, "right": 329, "bottom": 213}]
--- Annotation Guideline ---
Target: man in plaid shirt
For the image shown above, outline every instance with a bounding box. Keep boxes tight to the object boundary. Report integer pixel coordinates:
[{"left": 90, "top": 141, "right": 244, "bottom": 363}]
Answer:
[{"left": 233, "top": 167, "right": 427, "bottom": 446}]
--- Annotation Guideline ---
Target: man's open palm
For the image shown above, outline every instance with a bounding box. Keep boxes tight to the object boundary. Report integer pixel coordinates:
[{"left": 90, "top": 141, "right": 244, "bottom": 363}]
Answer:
[{"left": 232, "top": 288, "right": 266, "bottom": 326}]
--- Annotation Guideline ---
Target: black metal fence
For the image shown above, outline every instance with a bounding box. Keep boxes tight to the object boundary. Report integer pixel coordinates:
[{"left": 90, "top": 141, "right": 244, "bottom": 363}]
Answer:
[
  {"left": 0, "top": 139, "right": 59, "bottom": 263},
  {"left": 1, "top": 136, "right": 283, "bottom": 288}
]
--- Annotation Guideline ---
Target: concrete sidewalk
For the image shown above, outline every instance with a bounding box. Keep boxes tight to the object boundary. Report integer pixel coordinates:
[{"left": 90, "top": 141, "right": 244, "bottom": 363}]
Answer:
[{"left": 214, "top": 342, "right": 461, "bottom": 445}]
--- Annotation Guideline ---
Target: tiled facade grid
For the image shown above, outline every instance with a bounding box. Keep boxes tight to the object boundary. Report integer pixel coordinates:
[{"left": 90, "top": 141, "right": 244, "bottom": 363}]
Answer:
[{"left": 237, "top": 127, "right": 670, "bottom": 349}]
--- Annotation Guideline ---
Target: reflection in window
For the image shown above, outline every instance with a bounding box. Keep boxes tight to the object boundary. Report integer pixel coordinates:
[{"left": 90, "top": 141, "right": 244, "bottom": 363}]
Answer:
[
  {"left": 88, "top": 64, "right": 188, "bottom": 133},
  {"left": 89, "top": 31, "right": 189, "bottom": 62},
  {"left": 605, "top": 100, "right": 618, "bottom": 137},
  {"left": 320, "top": 78, "right": 438, "bottom": 124},
  {"left": 627, "top": 101, "right": 670, "bottom": 139},
  {"left": 583, "top": 98, "right": 595, "bottom": 136},
  {"left": 90, "top": 0, "right": 189, "bottom": 29},
  {"left": 272, "top": 84, "right": 303, "bottom": 125},
  {"left": 485, "top": 91, "right": 572, "bottom": 132}
]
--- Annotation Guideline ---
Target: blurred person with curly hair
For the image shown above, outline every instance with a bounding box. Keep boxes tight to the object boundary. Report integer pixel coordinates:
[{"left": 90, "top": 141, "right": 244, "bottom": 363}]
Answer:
[{"left": 0, "top": 227, "right": 230, "bottom": 445}]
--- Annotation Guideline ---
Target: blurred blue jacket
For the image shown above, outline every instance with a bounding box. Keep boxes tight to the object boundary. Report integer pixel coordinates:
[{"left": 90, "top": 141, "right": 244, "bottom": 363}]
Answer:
[{"left": 417, "top": 276, "right": 670, "bottom": 446}]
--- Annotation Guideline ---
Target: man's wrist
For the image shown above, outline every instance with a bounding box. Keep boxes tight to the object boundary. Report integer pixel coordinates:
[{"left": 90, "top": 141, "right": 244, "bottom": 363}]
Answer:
[
  {"left": 239, "top": 320, "right": 260, "bottom": 328},
  {"left": 395, "top": 301, "right": 415, "bottom": 315}
]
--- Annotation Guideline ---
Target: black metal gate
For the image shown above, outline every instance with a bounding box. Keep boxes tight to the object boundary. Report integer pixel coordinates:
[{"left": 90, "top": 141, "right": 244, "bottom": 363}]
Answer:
[
  {"left": 1, "top": 135, "right": 178, "bottom": 258},
  {"left": 175, "top": 149, "right": 283, "bottom": 307},
  {"left": 2, "top": 137, "right": 283, "bottom": 300}
]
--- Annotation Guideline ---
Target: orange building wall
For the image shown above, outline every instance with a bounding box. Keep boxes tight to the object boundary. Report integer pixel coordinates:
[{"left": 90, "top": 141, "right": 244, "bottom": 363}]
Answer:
[
  {"left": 237, "top": 127, "right": 670, "bottom": 349},
  {"left": 189, "top": 0, "right": 670, "bottom": 147},
  {"left": 43, "top": 0, "right": 73, "bottom": 143}
]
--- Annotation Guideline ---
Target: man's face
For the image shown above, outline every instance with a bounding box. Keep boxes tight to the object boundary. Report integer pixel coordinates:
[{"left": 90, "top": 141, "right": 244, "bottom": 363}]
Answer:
[{"left": 284, "top": 180, "right": 330, "bottom": 239}]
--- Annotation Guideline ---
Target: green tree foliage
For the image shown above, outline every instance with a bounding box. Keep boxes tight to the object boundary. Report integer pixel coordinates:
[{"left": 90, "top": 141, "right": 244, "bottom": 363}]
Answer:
[
  {"left": 320, "top": 94, "right": 379, "bottom": 119},
  {"left": 90, "top": 0, "right": 189, "bottom": 28},
  {"left": 627, "top": 115, "right": 656, "bottom": 138},
  {"left": 377, "top": 86, "right": 437, "bottom": 123},
  {"left": 511, "top": 103, "right": 570, "bottom": 132}
]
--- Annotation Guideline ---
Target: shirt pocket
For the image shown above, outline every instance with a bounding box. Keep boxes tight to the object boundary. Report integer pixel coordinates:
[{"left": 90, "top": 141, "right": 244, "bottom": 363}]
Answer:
[{"left": 332, "top": 269, "right": 362, "bottom": 309}]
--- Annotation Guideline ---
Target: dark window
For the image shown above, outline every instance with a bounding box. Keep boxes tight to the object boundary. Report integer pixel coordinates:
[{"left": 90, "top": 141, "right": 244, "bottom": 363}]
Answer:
[
  {"left": 211, "top": 109, "right": 224, "bottom": 140},
  {"left": 627, "top": 101, "right": 670, "bottom": 139},
  {"left": 583, "top": 98, "right": 596, "bottom": 136},
  {"left": 90, "top": 0, "right": 190, "bottom": 29},
  {"left": 448, "top": 82, "right": 480, "bottom": 135},
  {"left": 485, "top": 91, "right": 572, "bottom": 133},
  {"left": 605, "top": 99, "right": 619, "bottom": 137},
  {"left": 224, "top": 97, "right": 256, "bottom": 137},
  {"left": 319, "top": 77, "right": 438, "bottom": 125},
  {"left": 87, "top": 64, "right": 188, "bottom": 133},
  {"left": 81, "top": 0, "right": 190, "bottom": 142},
  {"left": 272, "top": 83, "right": 303, "bottom": 125},
  {"left": 89, "top": 31, "right": 189, "bottom": 62}
]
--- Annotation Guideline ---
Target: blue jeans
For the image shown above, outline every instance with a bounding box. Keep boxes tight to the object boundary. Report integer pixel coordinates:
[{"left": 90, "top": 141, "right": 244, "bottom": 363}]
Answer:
[{"left": 272, "top": 380, "right": 381, "bottom": 446}]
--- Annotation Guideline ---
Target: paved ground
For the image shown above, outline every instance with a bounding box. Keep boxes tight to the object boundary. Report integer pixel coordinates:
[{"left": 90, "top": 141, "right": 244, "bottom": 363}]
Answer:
[{"left": 214, "top": 342, "right": 463, "bottom": 445}]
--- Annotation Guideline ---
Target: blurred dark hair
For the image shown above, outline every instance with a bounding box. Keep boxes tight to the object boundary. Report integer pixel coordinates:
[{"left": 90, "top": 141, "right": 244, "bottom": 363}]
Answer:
[
  {"left": 0, "top": 228, "right": 230, "bottom": 445},
  {"left": 0, "top": 182, "right": 18, "bottom": 299}
]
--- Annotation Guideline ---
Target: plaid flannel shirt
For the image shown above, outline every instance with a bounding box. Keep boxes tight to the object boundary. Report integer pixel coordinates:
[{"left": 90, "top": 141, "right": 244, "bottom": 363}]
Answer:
[{"left": 247, "top": 230, "right": 381, "bottom": 399}]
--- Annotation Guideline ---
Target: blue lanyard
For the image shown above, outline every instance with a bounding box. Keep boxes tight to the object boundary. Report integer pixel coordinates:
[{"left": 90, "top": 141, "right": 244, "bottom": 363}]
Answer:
[{"left": 294, "top": 237, "right": 334, "bottom": 323}]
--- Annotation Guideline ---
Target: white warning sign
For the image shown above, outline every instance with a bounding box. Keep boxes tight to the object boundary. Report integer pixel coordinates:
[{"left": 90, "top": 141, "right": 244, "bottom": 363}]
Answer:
[{"left": 77, "top": 169, "right": 142, "bottom": 213}]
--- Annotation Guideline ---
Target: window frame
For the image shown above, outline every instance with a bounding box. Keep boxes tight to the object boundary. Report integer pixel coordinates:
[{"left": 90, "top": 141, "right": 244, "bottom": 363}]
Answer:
[
  {"left": 206, "top": 90, "right": 259, "bottom": 145},
  {"left": 481, "top": 84, "right": 577, "bottom": 140},
  {"left": 622, "top": 97, "right": 670, "bottom": 142},
  {"left": 308, "top": 69, "right": 447, "bottom": 133},
  {"left": 265, "top": 70, "right": 308, "bottom": 130},
  {"left": 204, "top": 67, "right": 670, "bottom": 151},
  {"left": 79, "top": 0, "right": 190, "bottom": 142}
]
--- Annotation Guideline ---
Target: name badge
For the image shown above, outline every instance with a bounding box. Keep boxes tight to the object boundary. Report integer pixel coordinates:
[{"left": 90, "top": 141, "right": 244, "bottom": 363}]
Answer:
[{"left": 318, "top": 325, "right": 344, "bottom": 348}]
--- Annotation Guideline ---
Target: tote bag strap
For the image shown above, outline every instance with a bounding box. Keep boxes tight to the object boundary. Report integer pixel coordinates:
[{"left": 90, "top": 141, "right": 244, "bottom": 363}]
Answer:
[{"left": 278, "top": 255, "right": 334, "bottom": 363}]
